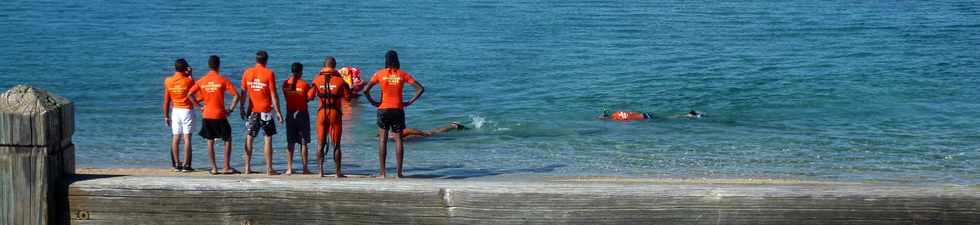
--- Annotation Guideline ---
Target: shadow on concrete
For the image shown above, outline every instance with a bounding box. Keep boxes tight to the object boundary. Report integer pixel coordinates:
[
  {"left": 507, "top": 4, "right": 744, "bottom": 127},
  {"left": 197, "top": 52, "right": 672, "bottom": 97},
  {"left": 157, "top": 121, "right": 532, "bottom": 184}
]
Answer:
[{"left": 405, "top": 164, "right": 565, "bottom": 179}]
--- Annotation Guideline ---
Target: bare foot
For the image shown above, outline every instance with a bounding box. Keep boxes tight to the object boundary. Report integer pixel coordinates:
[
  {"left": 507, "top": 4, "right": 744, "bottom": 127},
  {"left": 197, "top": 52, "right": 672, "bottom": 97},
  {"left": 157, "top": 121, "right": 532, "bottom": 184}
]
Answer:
[
  {"left": 376, "top": 174, "right": 386, "bottom": 179},
  {"left": 302, "top": 170, "right": 312, "bottom": 175},
  {"left": 284, "top": 170, "right": 293, "bottom": 176},
  {"left": 335, "top": 174, "right": 347, "bottom": 178},
  {"left": 318, "top": 173, "right": 325, "bottom": 177},
  {"left": 396, "top": 174, "right": 404, "bottom": 179},
  {"left": 267, "top": 170, "right": 279, "bottom": 176}
]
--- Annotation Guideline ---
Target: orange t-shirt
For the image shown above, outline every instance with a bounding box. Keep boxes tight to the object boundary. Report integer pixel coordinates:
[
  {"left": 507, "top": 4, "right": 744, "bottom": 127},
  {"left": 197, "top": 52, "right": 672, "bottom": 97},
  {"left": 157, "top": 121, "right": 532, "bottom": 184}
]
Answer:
[
  {"left": 308, "top": 68, "right": 350, "bottom": 111},
  {"left": 282, "top": 77, "right": 311, "bottom": 112},
  {"left": 189, "top": 71, "right": 238, "bottom": 119},
  {"left": 369, "top": 68, "right": 417, "bottom": 109},
  {"left": 611, "top": 111, "right": 647, "bottom": 121},
  {"left": 164, "top": 72, "right": 194, "bottom": 109},
  {"left": 242, "top": 64, "right": 277, "bottom": 112}
]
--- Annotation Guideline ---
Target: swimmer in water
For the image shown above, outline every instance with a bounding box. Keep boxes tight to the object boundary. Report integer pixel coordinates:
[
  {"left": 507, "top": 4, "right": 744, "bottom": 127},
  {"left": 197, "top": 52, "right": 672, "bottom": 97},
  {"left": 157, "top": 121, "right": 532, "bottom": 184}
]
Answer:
[
  {"left": 670, "top": 110, "right": 703, "bottom": 119},
  {"left": 380, "top": 122, "right": 468, "bottom": 140},
  {"left": 599, "top": 109, "right": 703, "bottom": 121},
  {"left": 598, "top": 109, "right": 653, "bottom": 121}
]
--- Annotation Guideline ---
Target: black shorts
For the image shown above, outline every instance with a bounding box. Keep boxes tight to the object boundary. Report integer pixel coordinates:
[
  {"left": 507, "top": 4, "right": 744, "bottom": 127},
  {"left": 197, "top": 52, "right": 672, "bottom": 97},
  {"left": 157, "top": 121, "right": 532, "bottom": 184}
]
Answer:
[
  {"left": 199, "top": 119, "right": 232, "bottom": 140},
  {"left": 246, "top": 112, "right": 277, "bottom": 137},
  {"left": 285, "top": 110, "right": 311, "bottom": 144},
  {"left": 377, "top": 109, "right": 406, "bottom": 133}
]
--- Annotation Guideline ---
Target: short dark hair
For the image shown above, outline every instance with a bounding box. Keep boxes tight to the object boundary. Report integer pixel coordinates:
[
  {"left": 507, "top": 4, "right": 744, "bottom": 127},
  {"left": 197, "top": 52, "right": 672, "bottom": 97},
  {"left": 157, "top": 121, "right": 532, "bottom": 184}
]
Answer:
[
  {"left": 384, "top": 50, "right": 399, "bottom": 69},
  {"left": 255, "top": 50, "right": 269, "bottom": 64},
  {"left": 291, "top": 62, "right": 303, "bottom": 76},
  {"left": 175, "top": 58, "right": 189, "bottom": 72},
  {"left": 208, "top": 55, "right": 220, "bottom": 70},
  {"left": 323, "top": 56, "right": 336, "bottom": 68}
]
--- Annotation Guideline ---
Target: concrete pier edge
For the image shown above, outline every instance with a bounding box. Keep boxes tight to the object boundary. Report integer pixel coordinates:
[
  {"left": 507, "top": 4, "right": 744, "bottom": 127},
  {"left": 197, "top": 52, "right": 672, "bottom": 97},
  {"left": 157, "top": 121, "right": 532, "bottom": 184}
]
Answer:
[{"left": 66, "top": 173, "right": 979, "bottom": 225}]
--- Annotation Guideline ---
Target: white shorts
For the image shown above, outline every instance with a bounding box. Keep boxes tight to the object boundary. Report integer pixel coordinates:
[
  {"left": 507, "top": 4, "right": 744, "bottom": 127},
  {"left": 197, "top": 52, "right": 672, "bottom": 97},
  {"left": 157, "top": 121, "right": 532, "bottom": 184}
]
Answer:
[{"left": 170, "top": 108, "right": 195, "bottom": 135}]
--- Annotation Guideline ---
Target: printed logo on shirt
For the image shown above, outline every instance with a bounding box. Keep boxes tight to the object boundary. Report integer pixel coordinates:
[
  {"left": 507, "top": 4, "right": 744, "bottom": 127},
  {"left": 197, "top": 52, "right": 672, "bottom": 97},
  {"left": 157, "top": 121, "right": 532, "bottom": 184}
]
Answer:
[
  {"left": 203, "top": 82, "right": 221, "bottom": 92},
  {"left": 249, "top": 78, "right": 268, "bottom": 91},
  {"left": 382, "top": 75, "right": 401, "bottom": 85},
  {"left": 168, "top": 85, "right": 187, "bottom": 93}
]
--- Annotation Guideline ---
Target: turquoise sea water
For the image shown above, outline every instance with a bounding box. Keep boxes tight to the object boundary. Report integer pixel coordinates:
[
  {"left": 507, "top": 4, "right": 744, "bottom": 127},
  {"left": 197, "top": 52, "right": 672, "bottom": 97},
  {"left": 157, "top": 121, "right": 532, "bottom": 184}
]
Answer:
[{"left": 1, "top": 1, "right": 978, "bottom": 183}]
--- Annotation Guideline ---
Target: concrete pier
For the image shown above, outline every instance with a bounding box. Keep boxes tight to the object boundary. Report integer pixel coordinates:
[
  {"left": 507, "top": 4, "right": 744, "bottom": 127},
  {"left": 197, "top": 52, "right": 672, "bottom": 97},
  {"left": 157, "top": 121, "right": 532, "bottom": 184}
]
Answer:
[
  {"left": 0, "top": 85, "right": 75, "bottom": 225},
  {"left": 67, "top": 173, "right": 979, "bottom": 225}
]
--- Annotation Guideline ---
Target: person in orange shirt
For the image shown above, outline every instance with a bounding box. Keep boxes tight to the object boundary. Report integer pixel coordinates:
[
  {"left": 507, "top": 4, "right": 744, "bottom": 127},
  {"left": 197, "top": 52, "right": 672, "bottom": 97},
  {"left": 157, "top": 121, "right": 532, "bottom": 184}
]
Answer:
[
  {"left": 240, "top": 50, "right": 284, "bottom": 175},
  {"left": 363, "top": 50, "right": 425, "bottom": 178},
  {"left": 282, "top": 62, "right": 312, "bottom": 175},
  {"left": 188, "top": 55, "right": 240, "bottom": 175},
  {"left": 163, "top": 58, "right": 195, "bottom": 172},
  {"left": 308, "top": 56, "right": 350, "bottom": 177}
]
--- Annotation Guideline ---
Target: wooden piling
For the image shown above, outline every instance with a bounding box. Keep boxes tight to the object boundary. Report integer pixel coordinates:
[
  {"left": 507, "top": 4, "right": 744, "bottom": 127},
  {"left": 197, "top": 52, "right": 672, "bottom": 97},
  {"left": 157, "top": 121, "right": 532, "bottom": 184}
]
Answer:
[{"left": 0, "top": 85, "right": 75, "bottom": 225}]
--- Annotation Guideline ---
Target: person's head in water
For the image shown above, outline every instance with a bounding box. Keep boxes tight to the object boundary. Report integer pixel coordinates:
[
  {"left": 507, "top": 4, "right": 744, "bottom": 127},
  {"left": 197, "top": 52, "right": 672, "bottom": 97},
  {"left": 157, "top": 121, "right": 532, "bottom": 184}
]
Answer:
[
  {"left": 384, "top": 50, "right": 399, "bottom": 69},
  {"left": 255, "top": 50, "right": 269, "bottom": 65},
  {"left": 323, "top": 56, "right": 336, "bottom": 69},
  {"left": 450, "top": 122, "right": 468, "bottom": 130},
  {"left": 600, "top": 108, "right": 611, "bottom": 118},
  {"left": 291, "top": 62, "right": 303, "bottom": 78},
  {"left": 175, "top": 58, "right": 189, "bottom": 73},
  {"left": 687, "top": 110, "right": 701, "bottom": 118},
  {"left": 208, "top": 55, "right": 220, "bottom": 71}
]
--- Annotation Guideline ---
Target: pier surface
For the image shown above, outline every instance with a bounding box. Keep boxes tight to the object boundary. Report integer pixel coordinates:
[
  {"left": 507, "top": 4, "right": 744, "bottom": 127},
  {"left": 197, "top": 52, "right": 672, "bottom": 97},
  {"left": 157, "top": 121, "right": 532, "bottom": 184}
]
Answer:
[{"left": 65, "top": 169, "right": 978, "bottom": 225}]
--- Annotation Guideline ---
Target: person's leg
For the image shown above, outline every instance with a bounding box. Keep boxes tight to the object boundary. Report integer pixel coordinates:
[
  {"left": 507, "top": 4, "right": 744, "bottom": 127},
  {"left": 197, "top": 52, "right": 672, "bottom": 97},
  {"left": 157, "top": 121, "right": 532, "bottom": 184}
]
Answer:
[
  {"left": 182, "top": 133, "right": 192, "bottom": 169},
  {"left": 395, "top": 132, "right": 404, "bottom": 178},
  {"left": 316, "top": 138, "right": 326, "bottom": 177},
  {"left": 301, "top": 111, "right": 311, "bottom": 174},
  {"left": 171, "top": 135, "right": 181, "bottom": 170},
  {"left": 207, "top": 139, "right": 217, "bottom": 174},
  {"left": 377, "top": 128, "right": 388, "bottom": 178},
  {"left": 331, "top": 122, "right": 344, "bottom": 178},
  {"left": 264, "top": 135, "right": 274, "bottom": 175},
  {"left": 285, "top": 142, "right": 295, "bottom": 175},
  {"left": 301, "top": 143, "right": 310, "bottom": 174},
  {"left": 263, "top": 116, "right": 277, "bottom": 175},
  {"left": 223, "top": 138, "right": 234, "bottom": 174},
  {"left": 244, "top": 135, "right": 253, "bottom": 174},
  {"left": 394, "top": 110, "right": 406, "bottom": 178},
  {"left": 284, "top": 112, "right": 295, "bottom": 175},
  {"left": 316, "top": 112, "right": 327, "bottom": 177}
]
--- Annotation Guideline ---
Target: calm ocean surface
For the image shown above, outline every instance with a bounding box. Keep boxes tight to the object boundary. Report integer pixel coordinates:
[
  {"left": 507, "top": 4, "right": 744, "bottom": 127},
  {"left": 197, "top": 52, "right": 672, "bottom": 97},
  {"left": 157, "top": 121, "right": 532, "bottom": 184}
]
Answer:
[{"left": 1, "top": 0, "right": 978, "bottom": 184}]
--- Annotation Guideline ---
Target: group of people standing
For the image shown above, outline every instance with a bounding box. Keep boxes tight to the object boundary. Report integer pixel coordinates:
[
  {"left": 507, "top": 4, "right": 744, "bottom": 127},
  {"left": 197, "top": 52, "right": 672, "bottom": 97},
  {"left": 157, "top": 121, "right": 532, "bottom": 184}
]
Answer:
[{"left": 162, "top": 50, "right": 423, "bottom": 178}]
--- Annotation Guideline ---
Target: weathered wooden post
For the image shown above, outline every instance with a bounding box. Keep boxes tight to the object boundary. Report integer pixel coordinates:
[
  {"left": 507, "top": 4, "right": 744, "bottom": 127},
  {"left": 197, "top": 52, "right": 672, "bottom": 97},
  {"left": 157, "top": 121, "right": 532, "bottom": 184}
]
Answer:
[{"left": 0, "top": 85, "right": 74, "bottom": 225}]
